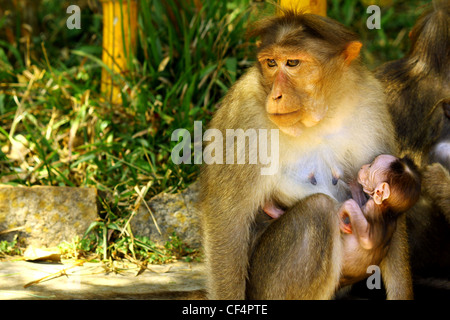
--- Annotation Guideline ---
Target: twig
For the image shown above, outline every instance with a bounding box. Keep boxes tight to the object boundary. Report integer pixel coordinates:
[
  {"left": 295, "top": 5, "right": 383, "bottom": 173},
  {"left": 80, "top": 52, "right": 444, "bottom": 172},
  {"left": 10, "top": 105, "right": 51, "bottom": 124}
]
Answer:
[
  {"left": 23, "top": 260, "right": 85, "bottom": 289},
  {"left": 120, "top": 181, "right": 161, "bottom": 236},
  {"left": 134, "top": 183, "right": 162, "bottom": 235},
  {"left": 0, "top": 226, "right": 25, "bottom": 235}
]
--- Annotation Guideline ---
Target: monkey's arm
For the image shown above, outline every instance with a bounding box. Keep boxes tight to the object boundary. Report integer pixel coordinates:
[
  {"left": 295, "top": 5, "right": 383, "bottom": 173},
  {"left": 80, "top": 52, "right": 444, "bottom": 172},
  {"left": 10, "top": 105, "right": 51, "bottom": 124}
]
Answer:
[
  {"left": 379, "top": 214, "right": 413, "bottom": 300},
  {"left": 201, "top": 197, "right": 254, "bottom": 300},
  {"left": 337, "top": 199, "right": 374, "bottom": 250},
  {"left": 348, "top": 180, "right": 367, "bottom": 207},
  {"left": 422, "top": 163, "right": 450, "bottom": 222}
]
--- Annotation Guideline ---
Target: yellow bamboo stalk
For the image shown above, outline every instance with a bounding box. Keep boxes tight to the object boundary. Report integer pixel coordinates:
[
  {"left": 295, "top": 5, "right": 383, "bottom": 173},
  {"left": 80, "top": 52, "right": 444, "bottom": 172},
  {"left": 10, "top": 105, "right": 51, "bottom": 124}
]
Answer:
[
  {"left": 100, "top": 0, "right": 138, "bottom": 104},
  {"left": 278, "top": 0, "right": 327, "bottom": 16},
  {"left": 361, "top": 0, "right": 393, "bottom": 6}
]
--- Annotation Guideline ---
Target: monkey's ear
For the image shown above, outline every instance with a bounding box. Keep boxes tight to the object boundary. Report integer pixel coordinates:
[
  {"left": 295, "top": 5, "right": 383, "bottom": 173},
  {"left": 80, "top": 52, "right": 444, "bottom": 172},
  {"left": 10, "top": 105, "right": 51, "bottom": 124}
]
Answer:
[
  {"left": 373, "top": 182, "right": 390, "bottom": 205},
  {"left": 344, "top": 41, "right": 363, "bottom": 65},
  {"left": 256, "top": 40, "right": 262, "bottom": 48}
]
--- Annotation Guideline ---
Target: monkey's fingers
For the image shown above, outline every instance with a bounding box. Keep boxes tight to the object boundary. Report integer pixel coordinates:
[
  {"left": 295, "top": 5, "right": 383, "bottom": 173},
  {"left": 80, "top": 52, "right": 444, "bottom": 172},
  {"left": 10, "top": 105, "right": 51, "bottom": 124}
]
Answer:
[
  {"left": 339, "top": 216, "right": 352, "bottom": 234},
  {"left": 263, "top": 202, "right": 285, "bottom": 219}
]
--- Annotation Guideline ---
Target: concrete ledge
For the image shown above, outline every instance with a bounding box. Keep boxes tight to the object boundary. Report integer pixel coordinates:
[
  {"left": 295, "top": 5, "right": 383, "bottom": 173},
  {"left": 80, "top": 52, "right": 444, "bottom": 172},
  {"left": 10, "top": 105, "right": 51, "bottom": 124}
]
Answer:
[{"left": 0, "top": 261, "right": 206, "bottom": 300}]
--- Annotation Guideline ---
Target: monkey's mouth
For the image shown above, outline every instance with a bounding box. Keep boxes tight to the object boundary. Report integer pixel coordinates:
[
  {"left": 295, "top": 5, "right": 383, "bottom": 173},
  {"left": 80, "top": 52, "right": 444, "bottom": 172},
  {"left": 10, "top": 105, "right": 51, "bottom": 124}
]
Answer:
[
  {"left": 268, "top": 110, "right": 301, "bottom": 116},
  {"left": 268, "top": 110, "right": 302, "bottom": 127}
]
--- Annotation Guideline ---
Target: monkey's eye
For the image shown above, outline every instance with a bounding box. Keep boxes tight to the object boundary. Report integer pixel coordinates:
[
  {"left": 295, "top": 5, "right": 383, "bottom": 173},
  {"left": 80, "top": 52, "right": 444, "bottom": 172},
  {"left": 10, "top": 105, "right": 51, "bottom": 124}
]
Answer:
[
  {"left": 266, "top": 59, "right": 277, "bottom": 67},
  {"left": 286, "top": 59, "right": 300, "bottom": 67}
]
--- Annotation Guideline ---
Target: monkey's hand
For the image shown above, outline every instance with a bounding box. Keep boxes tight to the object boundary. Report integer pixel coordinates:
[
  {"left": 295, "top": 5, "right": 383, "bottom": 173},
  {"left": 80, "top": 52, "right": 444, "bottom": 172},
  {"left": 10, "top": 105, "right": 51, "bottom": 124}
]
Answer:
[
  {"left": 422, "top": 162, "right": 449, "bottom": 198},
  {"left": 422, "top": 163, "right": 450, "bottom": 223},
  {"left": 348, "top": 180, "right": 367, "bottom": 207},
  {"left": 340, "top": 199, "right": 374, "bottom": 250},
  {"left": 337, "top": 200, "right": 354, "bottom": 234},
  {"left": 263, "top": 201, "right": 285, "bottom": 219}
]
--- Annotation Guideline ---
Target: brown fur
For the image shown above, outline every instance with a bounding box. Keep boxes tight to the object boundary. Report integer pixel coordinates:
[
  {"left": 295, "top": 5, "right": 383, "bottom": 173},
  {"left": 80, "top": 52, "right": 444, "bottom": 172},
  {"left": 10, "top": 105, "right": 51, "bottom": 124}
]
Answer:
[
  {"left": 429, "top": 99, "right": 450, "bottom": 170},
  {"left": 247, "top": 194, "right": 342, "bottom": 300},
  {"left": 375, "top": 0, "right": 450, "bottom": 167},
  {"left": 385, "top": 156, "right": 422, "bottom": 214},
  {"left": 422, "top": 163, "right": 450, "bottom": 223}
]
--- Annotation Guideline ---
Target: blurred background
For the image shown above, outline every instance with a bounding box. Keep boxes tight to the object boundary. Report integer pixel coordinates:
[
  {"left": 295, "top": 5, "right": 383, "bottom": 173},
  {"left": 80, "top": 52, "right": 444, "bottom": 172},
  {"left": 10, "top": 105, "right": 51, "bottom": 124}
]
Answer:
[{"left": 0, "top": 0, "right": 431, "bottom": 259}]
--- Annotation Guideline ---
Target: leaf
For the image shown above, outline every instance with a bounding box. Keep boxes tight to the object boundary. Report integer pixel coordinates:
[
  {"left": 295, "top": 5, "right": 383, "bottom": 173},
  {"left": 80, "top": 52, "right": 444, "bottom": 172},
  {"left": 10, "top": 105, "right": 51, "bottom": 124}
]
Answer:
[
  {"left": 158, "top": 56, "right": 170, "bottom": 72},
  {"left": 83, "top": 221, "right": 104, "bottom": 238}
]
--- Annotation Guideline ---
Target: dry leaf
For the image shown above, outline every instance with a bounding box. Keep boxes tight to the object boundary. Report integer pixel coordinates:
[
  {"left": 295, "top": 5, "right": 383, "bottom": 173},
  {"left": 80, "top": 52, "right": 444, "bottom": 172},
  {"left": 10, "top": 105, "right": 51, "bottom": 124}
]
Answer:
[{"left": 158, "top": 56, "right": 170, "bottom": 72}]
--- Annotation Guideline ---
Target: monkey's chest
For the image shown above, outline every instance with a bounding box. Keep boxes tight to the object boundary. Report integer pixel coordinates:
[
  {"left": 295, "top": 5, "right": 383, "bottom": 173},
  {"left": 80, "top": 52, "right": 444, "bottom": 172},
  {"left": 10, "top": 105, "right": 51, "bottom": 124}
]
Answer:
[{"left": 276, "top": 153, "right": 351, "bottom": 203}]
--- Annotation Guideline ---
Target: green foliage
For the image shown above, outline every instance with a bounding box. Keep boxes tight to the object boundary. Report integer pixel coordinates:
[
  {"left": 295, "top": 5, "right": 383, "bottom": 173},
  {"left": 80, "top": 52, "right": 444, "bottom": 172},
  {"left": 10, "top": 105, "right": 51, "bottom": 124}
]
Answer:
[
  {"left": 0, "top": 0, "right": 432, "bottom": 263},
  {"left": 0, "top": 238, "right": 22, "bottom": 256},
  {"left": 328, "top": 0, "right": 431, "bottom": 68},
  {"left": 0, "top": 0, "right": 257, "bottom": 193},
  {"left": 59, "top": 231, "right": 199, "bottom": 264}
]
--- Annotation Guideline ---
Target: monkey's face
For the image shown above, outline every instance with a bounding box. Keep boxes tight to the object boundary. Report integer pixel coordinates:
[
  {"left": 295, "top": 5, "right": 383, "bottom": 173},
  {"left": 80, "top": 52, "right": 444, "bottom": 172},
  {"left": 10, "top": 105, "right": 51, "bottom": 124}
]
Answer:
[
  {"left": 257, "top": 48, "right": 326, "bottom": 136},
  {"left": 250, "top": 12, "right": 363, "bottom": 138}
]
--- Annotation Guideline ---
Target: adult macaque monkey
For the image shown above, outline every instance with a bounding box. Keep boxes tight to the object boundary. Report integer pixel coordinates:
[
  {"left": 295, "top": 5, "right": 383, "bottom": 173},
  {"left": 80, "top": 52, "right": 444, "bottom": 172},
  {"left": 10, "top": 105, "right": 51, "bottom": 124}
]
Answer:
[
  {"left": 375, "top": 0, "right": 450, "bottom": 284},
  {"left": 375, "top": 0, "right": 450, "bottom": 168},
  {"left": 199, "top": 11, "right": 410, "bottom": 300}
]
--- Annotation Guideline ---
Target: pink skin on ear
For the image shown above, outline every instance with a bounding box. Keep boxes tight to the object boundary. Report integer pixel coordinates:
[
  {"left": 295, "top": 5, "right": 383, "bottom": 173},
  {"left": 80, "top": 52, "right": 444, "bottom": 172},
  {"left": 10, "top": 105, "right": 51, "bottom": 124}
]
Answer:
[
  {"left": 344, "top": 41, "right": 362, "bottom": 65},
  {"left": 373, "top": 182, "right": 390, "bottom": 205}
]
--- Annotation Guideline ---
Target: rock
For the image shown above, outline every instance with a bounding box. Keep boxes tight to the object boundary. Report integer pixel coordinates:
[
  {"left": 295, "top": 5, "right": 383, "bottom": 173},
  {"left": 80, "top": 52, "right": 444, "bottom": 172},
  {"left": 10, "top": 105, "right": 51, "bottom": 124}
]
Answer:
[
  {"left": 131, "top": 182, "right": 202, "bottom": 249},
  {"left": 0, "top": 186, "right": 98, "bottom": 247},
  {"left": 23, "top": 246, "right": 61, "bottom": 262},
  {"left": 0, "top": 183, "right": 202, "bottom": 250}
]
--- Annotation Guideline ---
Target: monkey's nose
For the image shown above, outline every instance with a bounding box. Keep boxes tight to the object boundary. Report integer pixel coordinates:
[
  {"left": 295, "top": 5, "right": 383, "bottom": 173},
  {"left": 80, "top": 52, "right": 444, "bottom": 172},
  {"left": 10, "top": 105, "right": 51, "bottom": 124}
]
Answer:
[{"left": 273, "top": 94, "right": 282, "bottom": 101}]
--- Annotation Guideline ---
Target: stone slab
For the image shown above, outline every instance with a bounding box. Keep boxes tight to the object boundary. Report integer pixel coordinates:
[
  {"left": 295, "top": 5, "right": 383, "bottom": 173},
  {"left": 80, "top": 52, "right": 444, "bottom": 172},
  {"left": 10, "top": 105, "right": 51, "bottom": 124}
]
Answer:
[
  {"left": 0, "top": 186, "right": 98, "bottom": 247},
  {"left": 0, "top": 260, "right": 206, "bottom": 300}
]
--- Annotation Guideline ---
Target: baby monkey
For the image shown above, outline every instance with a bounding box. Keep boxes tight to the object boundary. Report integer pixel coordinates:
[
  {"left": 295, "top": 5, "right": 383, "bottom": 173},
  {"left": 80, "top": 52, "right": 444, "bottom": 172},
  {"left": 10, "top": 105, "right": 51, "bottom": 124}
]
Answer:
[
  {"left": 337, "top": 154, "right": 421, "bottom": 286},
  {"left": 251, "top": 155, "right": 421, "bottom": 298}
]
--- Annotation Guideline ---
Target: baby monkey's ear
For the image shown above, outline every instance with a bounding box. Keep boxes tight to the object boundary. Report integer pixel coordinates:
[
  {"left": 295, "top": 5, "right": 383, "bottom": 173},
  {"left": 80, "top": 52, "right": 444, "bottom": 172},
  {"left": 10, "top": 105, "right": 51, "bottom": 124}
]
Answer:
[{"left": 373, "top": 182, "right": 390, "bottom": 205}]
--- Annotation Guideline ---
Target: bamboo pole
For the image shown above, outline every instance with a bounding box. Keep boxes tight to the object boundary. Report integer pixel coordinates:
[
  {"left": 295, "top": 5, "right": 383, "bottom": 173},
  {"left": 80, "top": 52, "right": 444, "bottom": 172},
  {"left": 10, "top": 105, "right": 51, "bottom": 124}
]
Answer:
[
  {"left": 278, "top": 0, "right": 327, "bottom": 16},
  {"left": 361, "top": 0, "right": 393, "bottom": 6},
  {"left": 100, "top": 0, "right": 138, "bottom": 104}
]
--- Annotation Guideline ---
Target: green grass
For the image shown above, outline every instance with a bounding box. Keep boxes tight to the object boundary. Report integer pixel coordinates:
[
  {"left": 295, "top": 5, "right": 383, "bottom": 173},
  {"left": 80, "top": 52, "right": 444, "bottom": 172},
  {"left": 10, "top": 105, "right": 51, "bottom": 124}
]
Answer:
[
  {"left": 0, "top": 0, "right": 432, "bottom": 263},
  {"left": 0, "top": 238, "right": 22, "bottom": 257}
]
